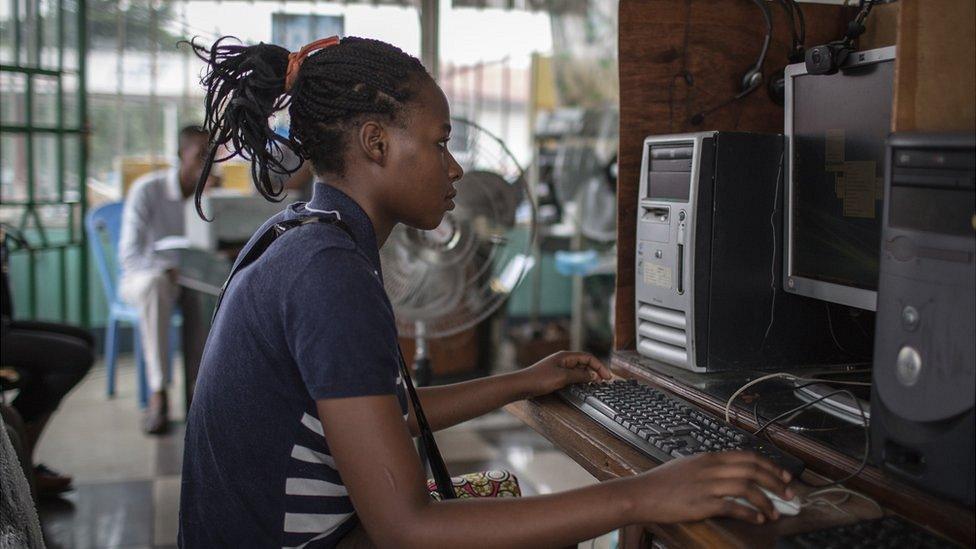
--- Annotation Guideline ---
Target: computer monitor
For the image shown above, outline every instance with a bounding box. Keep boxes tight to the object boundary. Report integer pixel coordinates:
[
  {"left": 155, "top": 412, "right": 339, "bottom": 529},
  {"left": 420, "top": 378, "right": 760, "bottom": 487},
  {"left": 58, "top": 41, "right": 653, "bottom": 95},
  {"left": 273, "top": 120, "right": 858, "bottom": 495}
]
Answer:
[{"left": 784, "top": 46, "right": 896, "bottom": 311}]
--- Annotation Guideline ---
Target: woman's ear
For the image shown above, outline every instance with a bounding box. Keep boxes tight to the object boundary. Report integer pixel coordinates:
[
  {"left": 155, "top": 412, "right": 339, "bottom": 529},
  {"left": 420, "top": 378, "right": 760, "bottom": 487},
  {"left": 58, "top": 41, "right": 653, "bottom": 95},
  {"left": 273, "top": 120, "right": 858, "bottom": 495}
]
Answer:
[{"left": 358, "top": 120, "right": 388, "bottom": 166}]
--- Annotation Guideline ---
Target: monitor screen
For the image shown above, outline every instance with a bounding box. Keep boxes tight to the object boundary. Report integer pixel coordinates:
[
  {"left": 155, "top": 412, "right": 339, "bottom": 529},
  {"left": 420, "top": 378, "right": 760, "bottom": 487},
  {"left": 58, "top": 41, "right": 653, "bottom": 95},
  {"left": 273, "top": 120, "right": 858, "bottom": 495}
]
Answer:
[{"left": 785, "top": 47, "right": 895, "bottom": 310}]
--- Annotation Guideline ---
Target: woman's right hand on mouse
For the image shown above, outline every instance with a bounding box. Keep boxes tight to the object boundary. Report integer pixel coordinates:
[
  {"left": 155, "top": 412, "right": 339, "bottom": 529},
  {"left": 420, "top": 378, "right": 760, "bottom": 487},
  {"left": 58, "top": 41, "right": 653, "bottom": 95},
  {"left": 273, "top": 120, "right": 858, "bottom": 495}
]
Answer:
[{"left": 621, "top": 450, "right": 794, "bottom": 525}]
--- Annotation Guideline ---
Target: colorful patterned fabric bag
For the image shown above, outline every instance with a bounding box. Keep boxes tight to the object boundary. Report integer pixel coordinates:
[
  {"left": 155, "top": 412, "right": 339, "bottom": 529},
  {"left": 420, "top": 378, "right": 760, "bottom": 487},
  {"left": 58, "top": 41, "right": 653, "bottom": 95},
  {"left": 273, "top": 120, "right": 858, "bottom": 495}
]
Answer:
[{"left": 427, "top": 470, "right": 522, "bottom": 501}]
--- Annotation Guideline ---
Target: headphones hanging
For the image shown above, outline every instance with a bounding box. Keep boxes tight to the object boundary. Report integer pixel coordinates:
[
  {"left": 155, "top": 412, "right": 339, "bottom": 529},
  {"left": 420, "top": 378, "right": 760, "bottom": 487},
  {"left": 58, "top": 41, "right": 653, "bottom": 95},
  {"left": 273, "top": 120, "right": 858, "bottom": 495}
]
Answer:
[
  {"left": 690, "top": 0, "right": 772, "bottom": 126},
  {"left": 767, "top": 0, "right": 806, "bottom": 106}
]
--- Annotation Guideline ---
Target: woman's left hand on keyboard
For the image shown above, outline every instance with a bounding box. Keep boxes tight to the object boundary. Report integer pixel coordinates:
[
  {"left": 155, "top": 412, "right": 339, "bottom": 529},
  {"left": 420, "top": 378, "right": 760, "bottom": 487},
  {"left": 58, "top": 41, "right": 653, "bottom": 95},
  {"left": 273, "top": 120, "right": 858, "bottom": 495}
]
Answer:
[{"left": 520, "top": 350, "right": 613, "bottom": 398}]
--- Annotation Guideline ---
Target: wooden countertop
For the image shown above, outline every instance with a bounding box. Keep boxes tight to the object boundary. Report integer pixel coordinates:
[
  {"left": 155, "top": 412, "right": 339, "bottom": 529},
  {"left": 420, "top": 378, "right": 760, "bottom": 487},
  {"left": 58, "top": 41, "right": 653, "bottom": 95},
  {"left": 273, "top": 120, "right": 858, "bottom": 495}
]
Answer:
[{"left": 503, "top": 351, "right": 974, "bottom": 548}]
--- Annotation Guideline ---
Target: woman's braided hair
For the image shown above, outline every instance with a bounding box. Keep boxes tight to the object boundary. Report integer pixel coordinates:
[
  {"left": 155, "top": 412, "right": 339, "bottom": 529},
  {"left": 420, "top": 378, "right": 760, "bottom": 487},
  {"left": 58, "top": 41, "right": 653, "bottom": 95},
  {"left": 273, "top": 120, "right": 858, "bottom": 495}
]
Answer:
[{"left": 186, "top": 36, "right": 430, "bottom": 218}]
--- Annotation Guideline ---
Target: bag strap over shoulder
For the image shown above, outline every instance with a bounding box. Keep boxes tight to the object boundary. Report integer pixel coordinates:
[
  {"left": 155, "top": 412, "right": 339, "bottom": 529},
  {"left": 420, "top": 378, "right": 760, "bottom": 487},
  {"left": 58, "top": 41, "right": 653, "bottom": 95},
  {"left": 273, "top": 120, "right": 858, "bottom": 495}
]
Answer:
[
  {"left": 211, "top": 214, "right": 351, "bottom": 323},
  {"left": 395, "top": 347, "right": 457, "bottom": 500},
  {"left": 210, "top": 212, "right": 457, "bottom": 500}
]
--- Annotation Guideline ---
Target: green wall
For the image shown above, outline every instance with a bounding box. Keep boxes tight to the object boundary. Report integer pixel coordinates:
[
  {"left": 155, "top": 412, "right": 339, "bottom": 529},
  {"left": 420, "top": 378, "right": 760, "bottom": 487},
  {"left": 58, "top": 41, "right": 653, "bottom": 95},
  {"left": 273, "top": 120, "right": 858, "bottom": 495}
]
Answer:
[{"left": 7, "top": 228, "right": 107, "bottom": 327}]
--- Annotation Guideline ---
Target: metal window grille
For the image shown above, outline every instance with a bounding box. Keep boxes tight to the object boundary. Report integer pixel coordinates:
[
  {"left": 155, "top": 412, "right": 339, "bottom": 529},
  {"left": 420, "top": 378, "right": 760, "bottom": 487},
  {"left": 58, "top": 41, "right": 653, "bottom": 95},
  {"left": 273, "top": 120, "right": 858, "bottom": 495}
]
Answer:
[{"left": 1, "top": 0, "right": 90, "bottom": 325}]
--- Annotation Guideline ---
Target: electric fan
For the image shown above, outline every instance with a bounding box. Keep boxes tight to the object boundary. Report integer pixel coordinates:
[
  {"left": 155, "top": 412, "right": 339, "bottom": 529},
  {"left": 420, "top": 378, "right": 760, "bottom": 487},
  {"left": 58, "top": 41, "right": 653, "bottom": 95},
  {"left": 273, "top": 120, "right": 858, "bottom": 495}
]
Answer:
[
  {"left": 380, "top": 118, "right": 536, "bottom": 384},
  {"left": 551, "top": 108, "right": 618, "bottom": 243}
]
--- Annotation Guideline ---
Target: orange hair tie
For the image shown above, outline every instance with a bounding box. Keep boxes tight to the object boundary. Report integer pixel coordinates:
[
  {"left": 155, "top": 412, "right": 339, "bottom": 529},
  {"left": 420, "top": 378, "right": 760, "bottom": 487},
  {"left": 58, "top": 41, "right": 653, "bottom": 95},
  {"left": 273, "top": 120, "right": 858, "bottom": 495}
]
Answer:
[{"left": 284, "top": 36, "right": 340, "bottom": 93}]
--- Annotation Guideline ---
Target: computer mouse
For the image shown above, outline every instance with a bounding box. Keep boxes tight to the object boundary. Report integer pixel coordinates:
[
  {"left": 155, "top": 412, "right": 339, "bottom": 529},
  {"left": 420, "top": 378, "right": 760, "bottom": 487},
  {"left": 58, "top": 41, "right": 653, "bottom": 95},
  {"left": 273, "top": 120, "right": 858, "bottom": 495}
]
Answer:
[{"left": 726, "top": 486, "right": 801, "bottom": 517}]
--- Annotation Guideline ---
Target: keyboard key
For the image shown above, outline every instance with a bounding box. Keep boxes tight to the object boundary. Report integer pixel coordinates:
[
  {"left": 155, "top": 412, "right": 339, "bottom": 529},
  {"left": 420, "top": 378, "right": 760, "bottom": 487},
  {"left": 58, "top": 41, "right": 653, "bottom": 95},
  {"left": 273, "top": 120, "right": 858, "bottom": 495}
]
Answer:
[{"left": 583, "top": 396, "right": 618, "bottom": 419}]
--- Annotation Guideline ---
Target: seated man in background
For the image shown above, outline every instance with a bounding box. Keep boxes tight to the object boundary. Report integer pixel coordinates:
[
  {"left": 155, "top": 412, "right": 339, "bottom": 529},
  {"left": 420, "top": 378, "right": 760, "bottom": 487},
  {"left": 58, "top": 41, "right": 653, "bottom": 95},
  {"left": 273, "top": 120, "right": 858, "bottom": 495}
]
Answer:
[{"left": 118, "top": 125, "right": 215, "bottom": 435}]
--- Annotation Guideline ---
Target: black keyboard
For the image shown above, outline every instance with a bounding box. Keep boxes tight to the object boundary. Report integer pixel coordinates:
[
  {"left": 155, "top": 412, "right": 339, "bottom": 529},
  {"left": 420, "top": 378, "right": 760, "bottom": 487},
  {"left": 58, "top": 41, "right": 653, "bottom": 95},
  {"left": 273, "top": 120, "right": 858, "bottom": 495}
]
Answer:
[
  {"left": 558, "top": 379, "right": 805, "bottom": 477},
  {"left": 776, "top": 515, "right": 960, "bottom": 549}
]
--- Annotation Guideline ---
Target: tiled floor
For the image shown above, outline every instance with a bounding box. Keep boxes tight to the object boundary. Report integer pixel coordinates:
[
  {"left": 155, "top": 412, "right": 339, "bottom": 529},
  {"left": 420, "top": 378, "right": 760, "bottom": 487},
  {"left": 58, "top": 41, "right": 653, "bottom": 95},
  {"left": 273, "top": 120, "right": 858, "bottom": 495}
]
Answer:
[{"left": 32, "top": 356, "right": 616, "bottom": 548}]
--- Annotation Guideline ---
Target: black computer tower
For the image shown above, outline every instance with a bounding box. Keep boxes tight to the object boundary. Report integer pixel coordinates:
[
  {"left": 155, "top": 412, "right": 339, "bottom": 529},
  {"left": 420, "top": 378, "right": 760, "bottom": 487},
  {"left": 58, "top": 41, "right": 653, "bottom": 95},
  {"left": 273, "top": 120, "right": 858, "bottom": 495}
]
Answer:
[
  {"left": 635, "top": 131, "right": 857, "bottom": 371},
  {"left": 871, "top": 132, "right": 975, "bottom": 506}
]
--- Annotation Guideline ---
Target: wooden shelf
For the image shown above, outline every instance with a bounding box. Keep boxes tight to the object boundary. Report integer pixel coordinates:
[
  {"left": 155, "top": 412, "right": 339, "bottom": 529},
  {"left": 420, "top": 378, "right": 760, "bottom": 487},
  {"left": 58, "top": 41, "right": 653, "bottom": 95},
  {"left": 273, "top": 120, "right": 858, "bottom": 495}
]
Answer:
[{"left": 507, "top": 393, "right": 885, "bottom": 549}]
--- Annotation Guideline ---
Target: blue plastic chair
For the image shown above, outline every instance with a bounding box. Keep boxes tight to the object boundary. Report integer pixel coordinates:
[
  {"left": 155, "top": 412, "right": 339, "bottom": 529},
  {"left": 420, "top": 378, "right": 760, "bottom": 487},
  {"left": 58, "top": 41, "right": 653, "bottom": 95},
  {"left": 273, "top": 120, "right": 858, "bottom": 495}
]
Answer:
[{"left": 86, "top": 202, "right": 178, "bottom": 408}]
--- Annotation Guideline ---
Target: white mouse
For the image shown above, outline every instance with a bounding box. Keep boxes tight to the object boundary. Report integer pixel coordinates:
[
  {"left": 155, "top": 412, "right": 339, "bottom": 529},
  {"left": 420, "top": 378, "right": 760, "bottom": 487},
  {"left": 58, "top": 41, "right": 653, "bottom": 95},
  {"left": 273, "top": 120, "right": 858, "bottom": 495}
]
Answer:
[{"left": 726, "top": 486, "right": 801, "bottom": 517}]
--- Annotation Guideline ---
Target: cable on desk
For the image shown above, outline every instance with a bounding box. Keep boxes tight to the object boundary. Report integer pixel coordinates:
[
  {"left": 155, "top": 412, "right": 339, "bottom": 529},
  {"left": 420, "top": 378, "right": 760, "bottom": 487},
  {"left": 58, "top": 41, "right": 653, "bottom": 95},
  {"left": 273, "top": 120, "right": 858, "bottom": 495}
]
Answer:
[
  {"left": 806, "top": 368, "right": 872, "bottom": 380},
  {"left": 803, "top": 487, "right": 884, "bottom": 516},
  {"left": 752, "top": 388, "right": 870, "bottom": 489},
  {"left": 724, "top": 372, "right": 870, "bottom": 423},
  {"left": 725, "top": 373, "right": 798, "bottom": 422},
  {"left": 752, "top": 381, "right": 853, "bottom": 437},
  {"left": 803, "top": 491, "right": 858, "bottom": 519},
  {"left": 752, "top": 389, "right": 849, "bottom": 436}
]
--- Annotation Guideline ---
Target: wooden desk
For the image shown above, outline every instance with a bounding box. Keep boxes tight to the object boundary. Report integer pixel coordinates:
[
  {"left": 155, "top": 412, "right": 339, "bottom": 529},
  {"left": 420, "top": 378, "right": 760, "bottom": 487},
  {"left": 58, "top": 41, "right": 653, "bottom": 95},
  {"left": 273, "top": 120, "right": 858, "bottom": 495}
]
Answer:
[
  {"left": 539, "top": 3, "right": 976, "bottom": 545},
  {"left": 505, "top": 352, "right": 975, "bottom": 548}
]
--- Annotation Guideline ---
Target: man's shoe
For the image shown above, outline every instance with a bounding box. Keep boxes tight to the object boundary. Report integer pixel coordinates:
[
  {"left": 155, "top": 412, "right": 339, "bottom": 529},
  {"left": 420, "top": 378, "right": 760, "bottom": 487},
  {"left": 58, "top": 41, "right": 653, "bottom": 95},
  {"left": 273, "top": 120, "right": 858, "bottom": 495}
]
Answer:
[
  {"left": 144, "top": 391, "right": 169, "bottom": 435},
  {"left": 34, "top": 463, "right": 73, "bottom": 496}
]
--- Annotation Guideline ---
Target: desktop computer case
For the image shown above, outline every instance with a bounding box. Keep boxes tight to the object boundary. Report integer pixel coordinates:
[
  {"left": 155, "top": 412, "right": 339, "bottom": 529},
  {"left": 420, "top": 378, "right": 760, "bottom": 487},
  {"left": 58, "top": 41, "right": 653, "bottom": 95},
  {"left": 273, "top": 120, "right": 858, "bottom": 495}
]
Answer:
[
  {"left": 634, "top": 132, "right": 851, "bottom": 372},
  {"left": 870, "top": 132, "right": 975, "bottom": 505}
]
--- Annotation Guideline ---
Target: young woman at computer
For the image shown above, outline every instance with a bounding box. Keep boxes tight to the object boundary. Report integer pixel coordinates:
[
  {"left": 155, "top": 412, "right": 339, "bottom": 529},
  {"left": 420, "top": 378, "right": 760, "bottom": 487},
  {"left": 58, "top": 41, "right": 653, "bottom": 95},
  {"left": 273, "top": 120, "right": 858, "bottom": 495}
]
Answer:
[{"left": 178, "top": 36, "right": 794, "bottom": 548}]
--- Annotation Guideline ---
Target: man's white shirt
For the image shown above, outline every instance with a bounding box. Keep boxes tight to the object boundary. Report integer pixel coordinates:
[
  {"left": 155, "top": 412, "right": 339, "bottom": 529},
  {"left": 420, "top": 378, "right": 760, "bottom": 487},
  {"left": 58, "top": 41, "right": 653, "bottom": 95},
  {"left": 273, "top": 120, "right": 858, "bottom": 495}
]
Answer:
[{"left": 118, "top": 168, "right": 186, "bottom": 276}]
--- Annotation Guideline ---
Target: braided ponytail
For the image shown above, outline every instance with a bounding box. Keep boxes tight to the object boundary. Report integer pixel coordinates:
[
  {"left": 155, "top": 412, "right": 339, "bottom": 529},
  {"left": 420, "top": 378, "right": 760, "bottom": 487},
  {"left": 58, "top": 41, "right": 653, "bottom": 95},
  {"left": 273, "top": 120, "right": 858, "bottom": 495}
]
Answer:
[
  {"left": 185, "top": 37, "right": 297, "bottom": 219},
  {"left": 187, "top": 35, "right": 430, "bottom": 220}
]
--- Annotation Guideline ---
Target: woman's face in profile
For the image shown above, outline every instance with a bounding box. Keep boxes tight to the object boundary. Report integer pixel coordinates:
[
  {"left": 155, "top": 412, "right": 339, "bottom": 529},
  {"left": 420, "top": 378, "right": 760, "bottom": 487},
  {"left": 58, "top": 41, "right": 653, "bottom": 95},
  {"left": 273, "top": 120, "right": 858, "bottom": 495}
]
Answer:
[{"left": 383, "top": 79, "right": 464, "bottom": 231}]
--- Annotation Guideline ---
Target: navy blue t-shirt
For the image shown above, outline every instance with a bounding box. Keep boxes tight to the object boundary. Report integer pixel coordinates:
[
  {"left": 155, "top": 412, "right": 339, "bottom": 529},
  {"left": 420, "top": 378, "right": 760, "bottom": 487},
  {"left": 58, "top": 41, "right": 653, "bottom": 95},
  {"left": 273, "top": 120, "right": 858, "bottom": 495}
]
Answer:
[{"left": 179, "top": 184, "right": 409, "bottom": 548}]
